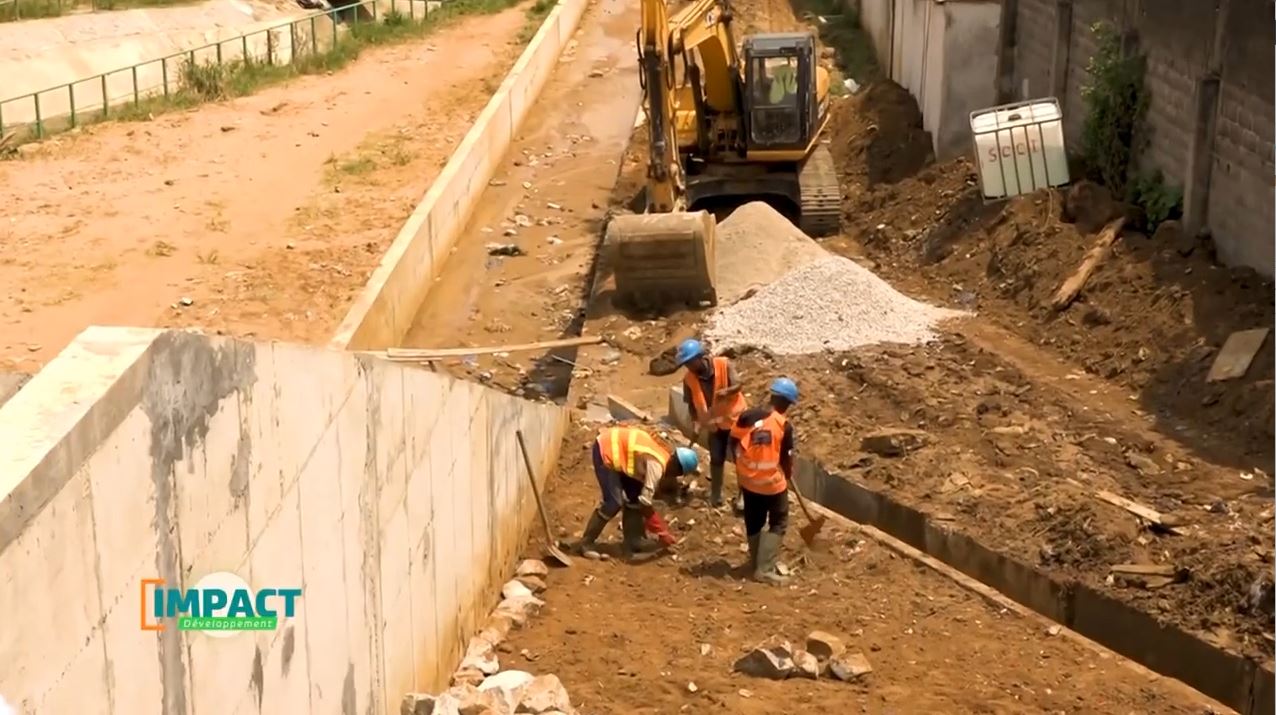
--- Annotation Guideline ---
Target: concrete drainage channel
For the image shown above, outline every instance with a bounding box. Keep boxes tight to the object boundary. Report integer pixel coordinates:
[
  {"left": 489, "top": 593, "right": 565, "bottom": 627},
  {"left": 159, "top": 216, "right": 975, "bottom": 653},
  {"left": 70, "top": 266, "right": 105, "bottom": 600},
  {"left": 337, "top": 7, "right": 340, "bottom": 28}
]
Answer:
[{"left": 791, "top": 459, "right": 1276, "bottom": 715}]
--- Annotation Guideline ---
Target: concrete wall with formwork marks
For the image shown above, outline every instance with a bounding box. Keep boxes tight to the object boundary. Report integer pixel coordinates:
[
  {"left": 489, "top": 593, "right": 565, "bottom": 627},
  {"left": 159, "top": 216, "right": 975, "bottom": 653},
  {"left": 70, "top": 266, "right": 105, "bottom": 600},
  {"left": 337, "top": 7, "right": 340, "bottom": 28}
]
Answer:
[{"left": 0, "top": 327, "right": 567, "bottom": 715}]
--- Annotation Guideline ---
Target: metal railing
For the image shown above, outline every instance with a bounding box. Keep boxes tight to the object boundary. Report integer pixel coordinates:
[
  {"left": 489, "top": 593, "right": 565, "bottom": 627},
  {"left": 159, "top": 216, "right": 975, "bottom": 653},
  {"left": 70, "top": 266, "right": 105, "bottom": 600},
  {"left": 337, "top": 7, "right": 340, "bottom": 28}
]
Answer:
[{"left": 0, "top": 0, "right": 440, "bottom": 143}]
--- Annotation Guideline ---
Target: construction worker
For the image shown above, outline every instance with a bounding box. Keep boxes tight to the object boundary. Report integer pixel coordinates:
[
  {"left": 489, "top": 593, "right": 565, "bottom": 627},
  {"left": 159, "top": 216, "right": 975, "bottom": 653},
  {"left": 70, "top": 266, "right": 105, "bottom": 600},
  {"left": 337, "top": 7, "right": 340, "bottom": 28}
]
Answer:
[
  {"left": 674, "top": 338, "right": 747, "bottom": 509},
  {"left": 729, "top": 377, "right": 799, "bottom": 585},
  {"left": 576, "top": 424, "right": 700, "bottom": 559}
]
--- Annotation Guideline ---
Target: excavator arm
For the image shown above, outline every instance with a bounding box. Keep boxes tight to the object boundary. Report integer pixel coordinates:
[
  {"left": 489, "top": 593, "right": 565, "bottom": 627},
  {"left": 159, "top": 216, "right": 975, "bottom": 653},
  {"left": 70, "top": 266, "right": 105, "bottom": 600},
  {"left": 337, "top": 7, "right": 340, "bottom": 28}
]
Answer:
[{"left": 637, "top": 0, "right": 742, "bottom": 212}]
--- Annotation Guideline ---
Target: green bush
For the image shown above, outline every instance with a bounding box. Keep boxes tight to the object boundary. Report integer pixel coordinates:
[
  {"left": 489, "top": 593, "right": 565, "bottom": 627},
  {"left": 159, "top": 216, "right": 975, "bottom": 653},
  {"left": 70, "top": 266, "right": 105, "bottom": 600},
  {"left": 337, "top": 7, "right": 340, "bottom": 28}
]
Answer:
[
  {"left": 1128, "top": 170, "right": 1183, "bottom": 230},
  {"left": 1079, "top": 22, "right": 1147, "bottom": 201}
]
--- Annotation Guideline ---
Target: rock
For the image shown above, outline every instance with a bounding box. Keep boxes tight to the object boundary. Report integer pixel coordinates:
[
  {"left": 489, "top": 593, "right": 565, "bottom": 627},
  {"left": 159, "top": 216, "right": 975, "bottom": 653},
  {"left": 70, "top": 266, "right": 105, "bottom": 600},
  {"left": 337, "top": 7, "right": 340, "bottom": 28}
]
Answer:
[
  {"left": 478, "top": 613, "right": 515, "bottom": 645},
  {"left": 460, "top": 637, "right": 500, "bottom": 675},
  {"left": 1124, "top": 451, "right": 1162, "bottom": 476},
  {"left": 804, "top": 630, "right": 846, "bottom": 662},
  {"left": 733, "top": 638, "right": 795, "bottom": 680},
  {"left": 451, "top": 667, "right": 487, "bottom": 687},
  {"left": 860, "top": 428, "right": 929, "bottom": 457},
  {"left": 438, "top": 684, "right": 507, "bottom": 715},
  {"left": 791, "top": 649, "right": 820, "bottom": 679},
  {"left": 479, "top": 670, "right": 535, "bottom": 711},
  {"left": 516, "top": 674, "right": 573, "bottom": 713},
  {"left": 516, "top": 559, "right": 550, "bottom": 578},
  {"left": 515, "top": 575, "right": 548, "bottom": 594},
  {"left": 828, "top": 652, "right": 873, "bottom": 681},
  {"left": 498, "top": 595, "right": 545, "bottom": 620},
  {"left": 502, "top": 579, "right": 534, "bottom": 600},
  {"left": 401, "top": 692, "right": 434, "bottom": 715}
]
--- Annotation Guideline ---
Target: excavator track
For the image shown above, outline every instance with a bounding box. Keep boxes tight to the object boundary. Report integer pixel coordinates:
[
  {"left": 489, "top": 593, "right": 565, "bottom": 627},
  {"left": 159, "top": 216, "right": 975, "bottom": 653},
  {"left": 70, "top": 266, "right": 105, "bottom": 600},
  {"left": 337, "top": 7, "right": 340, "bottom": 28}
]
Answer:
[{"left": 797, "top": 143, "right": 842, "bottom": 238}]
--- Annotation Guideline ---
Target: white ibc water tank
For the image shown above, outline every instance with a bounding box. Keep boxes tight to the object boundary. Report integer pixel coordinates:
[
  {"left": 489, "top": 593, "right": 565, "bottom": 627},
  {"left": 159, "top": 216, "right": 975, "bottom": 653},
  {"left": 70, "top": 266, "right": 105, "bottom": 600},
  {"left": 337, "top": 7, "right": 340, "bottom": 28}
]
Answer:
[{"left": 970, "top": 98, "right": 1070, "bottom": 200}]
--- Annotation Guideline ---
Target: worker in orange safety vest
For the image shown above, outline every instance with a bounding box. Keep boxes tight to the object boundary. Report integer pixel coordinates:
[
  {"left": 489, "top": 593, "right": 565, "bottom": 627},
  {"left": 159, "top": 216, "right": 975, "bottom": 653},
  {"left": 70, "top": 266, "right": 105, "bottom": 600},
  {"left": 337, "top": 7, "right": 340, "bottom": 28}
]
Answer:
[
  {"left": 729, "top": 377, "right": 799, "bottom": 585},
  {"left": 674, "top": 338, "right": 747, "bottom": 509},
  {"left": 575, "top": 425, "right": 700, "bottom": 559}
]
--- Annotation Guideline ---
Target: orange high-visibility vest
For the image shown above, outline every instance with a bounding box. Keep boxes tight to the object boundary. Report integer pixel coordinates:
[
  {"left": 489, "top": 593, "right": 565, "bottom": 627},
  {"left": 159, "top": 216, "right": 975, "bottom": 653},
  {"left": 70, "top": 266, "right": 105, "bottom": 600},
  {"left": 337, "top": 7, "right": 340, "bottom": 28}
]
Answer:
[
  {"left": 597, "top": 426, "right": 670, "bottom": 479},
  {"left": 684, "top": 356, "right": 747, "bottom": 430},
  {"left": 733, "top": 411, "right": 788, "bottom": 495}
]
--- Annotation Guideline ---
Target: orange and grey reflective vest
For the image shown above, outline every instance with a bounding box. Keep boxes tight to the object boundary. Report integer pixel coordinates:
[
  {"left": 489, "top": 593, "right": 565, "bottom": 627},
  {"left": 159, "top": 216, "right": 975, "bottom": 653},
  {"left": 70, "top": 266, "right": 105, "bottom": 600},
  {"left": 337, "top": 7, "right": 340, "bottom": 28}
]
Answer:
[
  {"left": 683, "top": 356, "right": 747, "bottom": 430},
  {"left": 596, "top": 426, "right": 670, "bottom": 479},
  {"left": 732, "top": 410, "right": 788, "bottom": 495}
]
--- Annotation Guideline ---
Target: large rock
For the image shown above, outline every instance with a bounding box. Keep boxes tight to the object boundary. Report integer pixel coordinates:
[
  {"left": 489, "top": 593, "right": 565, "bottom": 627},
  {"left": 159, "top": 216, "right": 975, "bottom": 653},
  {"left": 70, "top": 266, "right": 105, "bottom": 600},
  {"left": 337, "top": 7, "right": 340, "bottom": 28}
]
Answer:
[
  {"left": 516, "top": 559, "right": 550, "bottom": 578},
  {"left": 516, "top": 674, "right": 574, "bottom": 714},
  {"left": 791, "top": 649, "right": 820, "bottom": 679},
  {"left": 401, "top": 692, "right": 435, "bottom": 715},
  {"left": 460, "top": 637, "right": 500, "bottom": 675},
  {"left": 860, "top": 428, "right": 929, "bottom": 457},
  {"left": 828, "top": 652, "right": 873, "bottom": 681},
  {"left": 733, "top": 638, "right": 795, "bottom": 680},
  {"left": 434, "top": 684, "right": 508, "bottom": 715},
  {"left": 478, "top": 670, "right": 535, "bottom": 712},
  {"left": 502, "top": 579, "right": 535, "bottom": 600},
  {"left": 804, "top": 630, "right": 845, "bottom": 662},
  {"left": 515, "top": 575, "right": 548, "bottom": 594},
  {"left": 451, "top": 668, "right": 487, "bottom": 688},
  {"left": 478, "top": 613, "right": 516, "bottom": 647}
]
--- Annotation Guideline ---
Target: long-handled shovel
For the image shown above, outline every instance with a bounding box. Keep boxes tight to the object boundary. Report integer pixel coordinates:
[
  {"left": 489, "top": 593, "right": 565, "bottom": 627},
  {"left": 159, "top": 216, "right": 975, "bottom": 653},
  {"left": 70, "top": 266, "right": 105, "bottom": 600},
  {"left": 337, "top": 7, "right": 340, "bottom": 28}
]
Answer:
[
  {"left": 515, "top": 430, "right": 573, "bottom": 567},
  {"left": 790, "top": 481, "right": 827, "bottom": 546}
]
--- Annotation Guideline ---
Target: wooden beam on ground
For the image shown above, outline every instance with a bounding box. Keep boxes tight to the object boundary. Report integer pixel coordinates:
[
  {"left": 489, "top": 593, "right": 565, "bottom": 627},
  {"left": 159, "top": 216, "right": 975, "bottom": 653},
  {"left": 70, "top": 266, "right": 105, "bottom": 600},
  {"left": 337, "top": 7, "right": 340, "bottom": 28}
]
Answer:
[
  {"left": 1051, "top": 217, "right": 1127, "bottom": 311},
  {"left": 1092, "top": 488, "right": 1187, "bottom": 535},
  {"left": 382, "top": 335, "right": 604, "bottom": 361}
]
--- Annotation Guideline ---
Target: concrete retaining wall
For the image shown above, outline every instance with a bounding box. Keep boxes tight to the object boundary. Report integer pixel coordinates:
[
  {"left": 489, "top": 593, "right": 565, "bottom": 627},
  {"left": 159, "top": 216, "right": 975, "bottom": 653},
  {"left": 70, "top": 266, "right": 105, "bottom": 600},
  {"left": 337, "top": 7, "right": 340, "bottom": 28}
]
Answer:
[
  {"left": 0, "top": 326, "right": 568, "bottom": 714},
  {"left": 0, "top": 0, "right": 309, "bottom": 126},
  {"left": 851, "top": 0, "right": 1001, "bottom": 159},
  {"left": 329, "top": 0, "right": 592, "bottom": 351}
]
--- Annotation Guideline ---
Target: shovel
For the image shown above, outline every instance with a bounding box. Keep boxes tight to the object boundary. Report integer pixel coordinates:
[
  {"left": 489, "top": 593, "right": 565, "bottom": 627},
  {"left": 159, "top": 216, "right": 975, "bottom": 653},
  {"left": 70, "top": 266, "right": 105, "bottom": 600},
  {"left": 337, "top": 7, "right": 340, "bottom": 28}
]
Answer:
[
  {"left": 515, "top": 430, "right": 573, "bottom": 567},
  {"left": 790, "top": 481, "right": 827, "bottom": 546}
]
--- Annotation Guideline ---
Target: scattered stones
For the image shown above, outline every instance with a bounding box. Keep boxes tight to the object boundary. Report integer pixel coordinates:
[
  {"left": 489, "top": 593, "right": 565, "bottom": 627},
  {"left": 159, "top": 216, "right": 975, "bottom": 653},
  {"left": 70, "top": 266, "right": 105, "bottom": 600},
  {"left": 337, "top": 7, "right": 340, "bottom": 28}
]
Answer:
[
  {"left": 804, "top": 630, "right": 846, "bottom": 662},
  {"left": 516, "top": 674, "right": 574, "bottom": 713},
  {"left": 733, "top": 638, "right": 795, "bottom": 680},
  {"left": 791, "top": 649, "right": 820, "bottom": 679},
  {"left": 516, "top": 559, "right": 550, "bottom": 578},
  {"left": 860, "top": 428, "right": 930, "bottom": 457},
  {"left": 828, "top": 652, "right": 873, "bottom": 681}
]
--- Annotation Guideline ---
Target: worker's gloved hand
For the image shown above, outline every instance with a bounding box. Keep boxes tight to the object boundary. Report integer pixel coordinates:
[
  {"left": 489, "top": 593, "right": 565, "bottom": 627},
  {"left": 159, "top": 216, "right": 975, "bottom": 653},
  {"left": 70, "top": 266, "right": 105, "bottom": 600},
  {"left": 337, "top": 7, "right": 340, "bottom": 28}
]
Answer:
[{"left": 644, "top": 512, "right": 676, "bottom": 547}]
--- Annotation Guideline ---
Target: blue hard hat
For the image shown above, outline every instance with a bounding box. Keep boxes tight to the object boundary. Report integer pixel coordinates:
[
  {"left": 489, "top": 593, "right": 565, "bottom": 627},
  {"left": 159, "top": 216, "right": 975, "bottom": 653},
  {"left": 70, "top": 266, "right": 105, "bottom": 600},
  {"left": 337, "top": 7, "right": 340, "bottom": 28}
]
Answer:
[
  {"left": 769, "top": 377, "right": 799, "bottom": 404},
  {"left": 673, "top": 446, "right": 699, "bottom": 474},
  {"left": 674, "top": 338, "right": 706, "bottom": 367}
]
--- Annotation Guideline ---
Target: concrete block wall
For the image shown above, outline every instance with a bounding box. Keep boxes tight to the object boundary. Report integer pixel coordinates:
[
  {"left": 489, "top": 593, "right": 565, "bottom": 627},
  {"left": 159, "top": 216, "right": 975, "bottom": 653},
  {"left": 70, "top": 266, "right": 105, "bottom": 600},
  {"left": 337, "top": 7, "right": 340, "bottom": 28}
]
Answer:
[
  {"left": 0, "top": 327, "right": 567, "bottom": 714},
  {"left": 1007, "top": 0, "right": 1275, "bottom": 275}
]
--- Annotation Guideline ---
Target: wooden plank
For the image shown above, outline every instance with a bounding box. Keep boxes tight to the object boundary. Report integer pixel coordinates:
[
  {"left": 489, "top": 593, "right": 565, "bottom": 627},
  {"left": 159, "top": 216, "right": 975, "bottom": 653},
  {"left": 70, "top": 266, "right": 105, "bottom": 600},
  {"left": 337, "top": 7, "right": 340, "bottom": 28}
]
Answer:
[
  {"left": 606, "top": 394, "right": 654, "bottom": 422},
  {"left": 1093, "top": 489, "right": 1187, "bottom": 535},
  {"left": 1109, "top": 563, "right": 1178, "bottom": 577},
  {"left": 1051, "top": 217, "right": 1127, "bottom": 311},
  {"left": 1206, "top": 327, "right": 1270, "bottom": 382},
  {"left": 383, "top": 335, "right": 604, "bottom": 360}
]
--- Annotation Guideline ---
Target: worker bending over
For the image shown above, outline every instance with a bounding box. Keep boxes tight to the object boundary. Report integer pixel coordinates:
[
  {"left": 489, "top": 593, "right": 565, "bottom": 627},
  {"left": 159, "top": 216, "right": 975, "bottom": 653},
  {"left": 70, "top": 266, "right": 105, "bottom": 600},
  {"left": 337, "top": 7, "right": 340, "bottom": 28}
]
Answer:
[
  {"left": 576, "top": 425, "right": 700, "bottom": 559},
  {"left": 730, "top": 377, "right": 799, "bottom": 585},
  {"left": 675, "top": 338, "right": 747, "bottom": 509}
]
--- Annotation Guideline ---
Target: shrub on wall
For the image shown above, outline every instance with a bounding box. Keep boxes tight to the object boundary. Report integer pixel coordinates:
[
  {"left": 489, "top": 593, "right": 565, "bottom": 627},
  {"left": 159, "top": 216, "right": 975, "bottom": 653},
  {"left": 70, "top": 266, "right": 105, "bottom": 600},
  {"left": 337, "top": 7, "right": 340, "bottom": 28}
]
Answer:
[{"left": 1079, "top": 21, "right": 1147, "bottom": 200}]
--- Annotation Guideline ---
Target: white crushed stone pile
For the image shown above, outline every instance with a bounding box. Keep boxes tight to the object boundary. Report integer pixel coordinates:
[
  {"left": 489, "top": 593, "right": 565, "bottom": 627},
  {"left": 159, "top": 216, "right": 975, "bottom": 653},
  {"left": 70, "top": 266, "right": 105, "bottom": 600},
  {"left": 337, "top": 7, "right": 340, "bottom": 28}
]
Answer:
[{"left": 706, "top": 255, "right": 965, "bottom": 354}]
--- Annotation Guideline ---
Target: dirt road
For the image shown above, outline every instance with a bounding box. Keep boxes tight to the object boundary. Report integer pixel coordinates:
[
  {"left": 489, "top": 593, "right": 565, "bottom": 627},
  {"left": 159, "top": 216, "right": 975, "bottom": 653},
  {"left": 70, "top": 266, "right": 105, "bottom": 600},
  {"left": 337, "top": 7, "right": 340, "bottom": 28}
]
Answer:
[
  {"left": 0, "top": 5, "right": 530, "bottom": 370},
  {"left": 505, "top": 421, "right": 1221, "bottom": 715}
]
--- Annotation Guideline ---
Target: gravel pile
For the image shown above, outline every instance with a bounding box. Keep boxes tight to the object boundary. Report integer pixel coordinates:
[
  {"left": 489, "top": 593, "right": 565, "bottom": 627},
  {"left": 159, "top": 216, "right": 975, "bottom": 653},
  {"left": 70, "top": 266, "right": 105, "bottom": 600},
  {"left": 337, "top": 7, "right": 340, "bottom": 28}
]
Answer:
[{"left": 706, "top": 255, "right": 965, "bottom": 354}]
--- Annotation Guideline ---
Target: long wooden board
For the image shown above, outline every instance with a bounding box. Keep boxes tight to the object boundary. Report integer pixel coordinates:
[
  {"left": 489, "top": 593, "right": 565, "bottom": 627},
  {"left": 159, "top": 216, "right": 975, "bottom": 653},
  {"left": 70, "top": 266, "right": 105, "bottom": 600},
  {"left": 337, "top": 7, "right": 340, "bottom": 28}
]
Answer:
[{"left": 382, "top": 335, "right": 604, "bottom": 360}]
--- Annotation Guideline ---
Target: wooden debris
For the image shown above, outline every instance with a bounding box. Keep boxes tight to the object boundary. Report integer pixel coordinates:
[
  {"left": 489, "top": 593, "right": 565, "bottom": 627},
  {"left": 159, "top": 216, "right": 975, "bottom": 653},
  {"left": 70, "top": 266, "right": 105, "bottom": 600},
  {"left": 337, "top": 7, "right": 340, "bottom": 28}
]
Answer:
[
  {"left": 1109, "top": 564, "right": 1187, "bottom": 590},
  {"left": 1206, "top": 328, "right": 1270, "bottom": 382},
  {"left": 382, "top": 335, "right": 603, "bottom": 361},
  {"left": 1050, "top": 217, "right": 1127, "bottom": 311},
  {"left": 1091, "top": 487, "right": 1188, "bottom": 535},
  {"left": 1109, "top": 563, "right": 1179, "bottom": 577}
]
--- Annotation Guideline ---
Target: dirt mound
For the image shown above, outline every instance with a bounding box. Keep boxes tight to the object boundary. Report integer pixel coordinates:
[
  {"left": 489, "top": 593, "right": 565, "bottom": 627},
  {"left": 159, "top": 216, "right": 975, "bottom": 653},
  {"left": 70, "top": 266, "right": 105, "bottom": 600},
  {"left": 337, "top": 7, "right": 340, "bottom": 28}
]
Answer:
[
  {"left": 713, "top": 201, "right": 830, "bottom": 303},
  {"left": 829, "top": 81, "right": 935, "bottom": 187}
]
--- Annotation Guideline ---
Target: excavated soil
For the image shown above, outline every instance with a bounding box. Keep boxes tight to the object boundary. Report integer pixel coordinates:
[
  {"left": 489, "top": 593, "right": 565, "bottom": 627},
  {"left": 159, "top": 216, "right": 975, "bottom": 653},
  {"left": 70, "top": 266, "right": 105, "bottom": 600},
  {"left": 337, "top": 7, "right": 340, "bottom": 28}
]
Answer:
[
  {"left": 821, "top": 83, "right": 1275, "bottom": 474},
  {"left": 506, "top": 420, "right": 1218, "bottom": 714}
]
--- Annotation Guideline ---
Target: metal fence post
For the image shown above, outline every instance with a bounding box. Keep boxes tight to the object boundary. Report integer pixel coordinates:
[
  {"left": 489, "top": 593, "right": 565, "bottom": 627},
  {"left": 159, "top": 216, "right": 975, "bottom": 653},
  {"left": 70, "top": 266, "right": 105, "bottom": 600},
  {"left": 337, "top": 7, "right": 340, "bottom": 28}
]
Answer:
[
  {"left": 311, "top": 15, "right": 317, "bottom": 54},
  {"left": 131, "top": 65, "right": 139, "bottom": 106},
  {"left": 34, "top": 93, "right": 42, "bottom": 138},
  {"left": 101, "top": 74, "right": 108, "bottom": 118},
  {"left": 371, "top": 0, "right": 377, "bottom": 22},
  {"left": 289, "top": 23, "right": 296, "bottom": 63},
  {"left": 69, "top": 84, "right": 76, "bottom": 127},
  {"left": 267, "top": 29, "right": 274, "bottom": 65},
  {"left": 242, "top": 34, "right": 249, "bottom": 63},
  {"left": 162, "top": 58, "right": 169, "bottom": 96},
  {"left": 216, "top": 41, "right": 223, "bottom": 66}
]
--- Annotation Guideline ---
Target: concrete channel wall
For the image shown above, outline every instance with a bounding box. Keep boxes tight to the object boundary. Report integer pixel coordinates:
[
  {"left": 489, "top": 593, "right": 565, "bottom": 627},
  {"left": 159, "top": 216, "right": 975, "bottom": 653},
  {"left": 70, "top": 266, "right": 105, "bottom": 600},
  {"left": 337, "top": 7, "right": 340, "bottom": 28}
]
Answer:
[
  {"left": 329, "top": 0, "right": 592, "bottom": 351},
  {"left": 852, "top": 0, "right": 1001, "bottom": 159},
  {"left": 0, "top": 327, "right": 567, "bottom": 714}
]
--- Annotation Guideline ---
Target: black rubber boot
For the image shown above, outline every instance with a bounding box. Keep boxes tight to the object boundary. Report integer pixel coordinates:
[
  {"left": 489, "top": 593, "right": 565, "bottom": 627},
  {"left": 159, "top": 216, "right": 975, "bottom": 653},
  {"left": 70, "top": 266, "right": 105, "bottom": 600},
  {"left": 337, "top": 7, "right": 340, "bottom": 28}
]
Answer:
[
  {"left": 753, "top": 532, "right": 790, "bottom": 585},
  {"left": 709, "top": 464, "right": 725, "bottom": 507},
  {"left": 621, "top": 507, "right": 658, "bottom": 557},
  {"left": 747, "top": 534, "right": 760, "bottom": 573},
  {"left": 576, "top": 509, "right": 612, "bottom": 557}
]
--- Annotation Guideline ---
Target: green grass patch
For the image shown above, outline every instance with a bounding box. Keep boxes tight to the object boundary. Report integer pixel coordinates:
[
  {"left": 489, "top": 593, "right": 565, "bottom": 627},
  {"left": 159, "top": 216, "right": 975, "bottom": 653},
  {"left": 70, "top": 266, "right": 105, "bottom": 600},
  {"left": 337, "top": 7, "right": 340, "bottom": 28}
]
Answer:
[
  {"left": 5, "top": 0, "right": 544, "bottom": 153},
  {"left": 787, "top": 0, "right": 880, "bottom": 93}
]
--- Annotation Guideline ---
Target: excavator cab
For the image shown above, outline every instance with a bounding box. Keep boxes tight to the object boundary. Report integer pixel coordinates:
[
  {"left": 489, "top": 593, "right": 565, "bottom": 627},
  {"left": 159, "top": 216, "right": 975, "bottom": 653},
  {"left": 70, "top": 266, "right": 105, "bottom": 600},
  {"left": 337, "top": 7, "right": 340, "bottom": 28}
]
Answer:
[{"left": 742, "top": 33, "right": 819, "bottom": 152}]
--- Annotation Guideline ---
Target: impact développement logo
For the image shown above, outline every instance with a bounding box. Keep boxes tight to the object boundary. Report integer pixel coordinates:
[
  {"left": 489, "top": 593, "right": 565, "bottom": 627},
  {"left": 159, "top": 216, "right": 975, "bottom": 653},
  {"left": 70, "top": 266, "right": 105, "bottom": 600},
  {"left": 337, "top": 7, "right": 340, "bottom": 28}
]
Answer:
[{"left": 141, "top": 571, "right": 302, "bottom": 638}]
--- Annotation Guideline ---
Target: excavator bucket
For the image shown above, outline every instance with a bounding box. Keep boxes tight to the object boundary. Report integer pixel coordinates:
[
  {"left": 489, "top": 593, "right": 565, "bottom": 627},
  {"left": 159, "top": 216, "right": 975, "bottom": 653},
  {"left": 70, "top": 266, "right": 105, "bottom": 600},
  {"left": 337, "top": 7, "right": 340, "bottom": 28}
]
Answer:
[{"left": 604, "top": 211, "right": 718, "bottom": 310}]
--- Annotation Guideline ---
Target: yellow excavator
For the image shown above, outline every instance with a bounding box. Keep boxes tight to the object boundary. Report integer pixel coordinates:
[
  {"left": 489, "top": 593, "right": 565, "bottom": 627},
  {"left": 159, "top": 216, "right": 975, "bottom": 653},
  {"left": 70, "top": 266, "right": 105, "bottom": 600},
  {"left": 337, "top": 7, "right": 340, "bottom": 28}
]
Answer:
[{"left": 604, "top": 0, "right": 841, "bottom": 308}]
